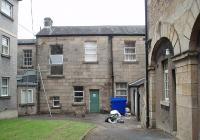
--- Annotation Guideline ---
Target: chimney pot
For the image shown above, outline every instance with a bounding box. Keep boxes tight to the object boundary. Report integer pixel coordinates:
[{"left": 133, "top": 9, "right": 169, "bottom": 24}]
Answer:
[{"left": 44, "top": 17, "right": 53, "bottom": 28}]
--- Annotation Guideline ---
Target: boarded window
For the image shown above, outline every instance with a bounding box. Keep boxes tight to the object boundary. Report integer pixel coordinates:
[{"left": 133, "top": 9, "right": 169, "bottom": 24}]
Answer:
[
  {"left": 21, "top": 89, "right": 33, "bottom": 104},
  {"left": 84, "top": 41, "right": 97, "bottom": 62}
]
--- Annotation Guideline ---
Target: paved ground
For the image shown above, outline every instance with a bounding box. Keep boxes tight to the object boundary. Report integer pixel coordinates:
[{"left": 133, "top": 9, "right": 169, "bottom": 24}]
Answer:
[{"left": 22, "top": 114, "right": 177, "bottom": 140}]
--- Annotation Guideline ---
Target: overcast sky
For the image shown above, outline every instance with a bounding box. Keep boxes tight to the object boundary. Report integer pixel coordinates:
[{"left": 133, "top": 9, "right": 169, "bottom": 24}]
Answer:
[{"left": 18, "top": 0, "right": 145, "bottom": 39}]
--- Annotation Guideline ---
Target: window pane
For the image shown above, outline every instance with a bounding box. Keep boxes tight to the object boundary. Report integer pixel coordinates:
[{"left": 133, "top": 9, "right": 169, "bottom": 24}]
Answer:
[
  {"left": 85, "top": 54, "right": 97, "bottom": 62},
  {"left": 21, "top": 92, "right": 26, "bottom": 104},
  {"left": 51, "top": 65, "right": 63, "bottom": 75},
  {"left": 74, "top": 97, "right": 83, "bottom": 102},
  {"left": 51, "top": 45, "right": 63, "bottom": 54},
  {"left": 27, "top": 91, "right": 33, "bottom": 103},
  {"left": 125, "top": 48, "right": 135, "bottom": 54},
  {"left": 2, "top": 37, "right": 8, "bottom": 46},
  {"left": 53, "top": 101, "right": 60, "bottom": 106},
  {"left": 1, "top": 87, "right": 8, "bottom": 96},
  {"left": 1, "top": 0, "right": 12, "bottom": 17},
  {"left": 50, "top": 55, "right": 63, "bottom": 64},
  {"left": 2, "top": 78, "right": 8, "bottom": 86},
  {"left": 75, "top": 92, "right": 83, "bottom": 96}
]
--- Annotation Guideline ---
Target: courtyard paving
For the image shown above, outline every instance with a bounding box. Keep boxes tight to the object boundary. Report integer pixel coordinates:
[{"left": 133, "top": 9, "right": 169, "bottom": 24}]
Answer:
[{"left": 23, "top": 113, "right": 177, "bottom": 140}]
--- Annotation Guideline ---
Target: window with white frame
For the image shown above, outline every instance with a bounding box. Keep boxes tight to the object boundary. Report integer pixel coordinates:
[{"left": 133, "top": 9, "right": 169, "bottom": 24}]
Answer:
[
  {"left": 21, "top": 89, "right": 33, "bottom": 104},
  {"left": 84, "top": 41, "right": 97, "bottom": 62},
  {"left": 1, "top": 0, "right": 13, "bottom": 18},
  {"left": 115, "top": 83, "right": 127, "bottom": 98},
  {"left": 1, "top": 77, "right": 9, "bottom": 96},
  {"left": 124, "top": 41, "right": 136, "bottom": 61},
  {"left": 2, "top": 36, "right": 10, "bottom": 55},
  {"left": 23, "top": 50, "right": 32, "bottom": 66},
  {"left": 74, "top": 86, "right": 84, "bottom": 103},
  {"left": 52, "top": 96, "right": 60, "bottom": 107},
  {"left": 49, "top": 45, "right": 63, "bottom": 75},
  {"left": 163, "top": 61, "right": 169, "bottom": 101}
]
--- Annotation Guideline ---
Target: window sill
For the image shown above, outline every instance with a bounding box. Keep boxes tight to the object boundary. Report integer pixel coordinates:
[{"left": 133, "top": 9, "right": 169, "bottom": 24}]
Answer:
[
  {"left": 0, "top": 11, "right": 14, "bottom": 21},
  {"left": 83, "top": 61, "right": 98, "bottom": 64},
  {"left": 47, "top": 75, "right": 65, "bottom": 78},
  {"left": 160, "top": 100, "right": 170, "bottom": 107},
  {"left": 51, "top": 106, "right": 61, "bottom": 109},
  {"left": 19, "top": 103, "right": 35, "bottom": 107},
  {"left": 0, "top": 96, "right": 11, "bottom": 99},
  {"left": 123, "top": 61, "right": 139, "bottom": 64},
  {"left": 1, "top": 54, "right": 10, "bottom": 59},
  {"left": 72, "top": 102, "right": 86, "bottom": 106},
  {"left": 21, "top": 66, "right": 34, "bottom": 69}
]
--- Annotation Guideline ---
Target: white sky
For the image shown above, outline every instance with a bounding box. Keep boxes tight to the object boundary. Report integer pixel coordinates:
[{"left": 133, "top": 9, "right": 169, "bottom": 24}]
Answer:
[{"left": 18, "top": 0, "right": 145, "bottom": 39}]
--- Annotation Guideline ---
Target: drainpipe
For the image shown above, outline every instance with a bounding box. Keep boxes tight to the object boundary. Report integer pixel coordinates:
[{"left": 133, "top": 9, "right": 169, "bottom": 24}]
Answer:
[
  {"left": 145, "top": 0, "right": 150, "bottom": 128},
  {"left": 109, "top": 36, "right": 114, "bottom": 97},
  {"left": 35, "top": 37, "right": 40, "bottom": 114}
]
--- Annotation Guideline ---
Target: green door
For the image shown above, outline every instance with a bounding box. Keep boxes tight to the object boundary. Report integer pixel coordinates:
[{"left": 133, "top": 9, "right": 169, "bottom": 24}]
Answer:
[{"left": 90, "top": 90, "right": 99, "bottom": 113}]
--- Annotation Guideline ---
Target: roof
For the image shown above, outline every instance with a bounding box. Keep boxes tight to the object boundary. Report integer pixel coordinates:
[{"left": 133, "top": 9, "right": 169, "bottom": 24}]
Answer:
[
  {"left": 18, "top": 39, "right": 36, "bottom": 45},
  {"left": 36, "top": 26, "right": 145, "bottom": 37},
  {"left": 129, "top": 78, "right": 145, "bottom": 87}
]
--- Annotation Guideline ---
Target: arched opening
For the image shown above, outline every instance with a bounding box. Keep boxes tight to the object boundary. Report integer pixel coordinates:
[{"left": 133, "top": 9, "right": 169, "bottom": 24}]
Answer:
[
  {"left": 190, "top": 13, "right": 200, "bottom": 140},
  {"left": 150, "top": 37, "right": 177, "bottom": 133}
]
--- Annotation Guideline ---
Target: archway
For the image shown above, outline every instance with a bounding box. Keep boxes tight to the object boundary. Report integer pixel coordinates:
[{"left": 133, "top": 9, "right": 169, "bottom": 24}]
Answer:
[
  {"left": 189, "top": 13, "right": 200, "bottom": 140},
  {"left": 150, "top": 37, "right": 177, "bottom": 133}
]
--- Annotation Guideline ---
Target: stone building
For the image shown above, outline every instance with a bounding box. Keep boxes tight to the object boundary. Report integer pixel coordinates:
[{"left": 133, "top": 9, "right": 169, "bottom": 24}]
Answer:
[
  {"left": 17, "top": 39, "right": 38, "bottom": 115},
  {"left": 34, "top": 18, "right": 145, "bottom": 115},
  {"left": 147, "top": 0, "right": 200, "bottom": 139},
  {"left": 0, "top": 0, "right": 21, "bottom": 119}
]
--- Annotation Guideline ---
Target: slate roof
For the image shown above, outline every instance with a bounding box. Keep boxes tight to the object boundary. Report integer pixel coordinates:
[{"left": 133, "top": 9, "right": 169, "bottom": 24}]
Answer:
[
  {"left": 36, "top": 26, "right": 145, "bottom": 37},
  {"left": 18, "top": 39, "right": 36, "bottom": 45}
]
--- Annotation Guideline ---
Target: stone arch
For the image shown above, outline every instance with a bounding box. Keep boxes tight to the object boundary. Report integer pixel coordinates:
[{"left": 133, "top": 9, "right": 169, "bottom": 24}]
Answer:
[
  {"left": 188, "top": 9, "right": 200, "bottom": 140},
  {"left": 149, "top": 22, "right": 181, "bottom": 66}
]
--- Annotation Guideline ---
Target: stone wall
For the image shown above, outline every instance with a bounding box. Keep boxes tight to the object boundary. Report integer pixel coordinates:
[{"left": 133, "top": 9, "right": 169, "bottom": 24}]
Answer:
[
  {"left": 37, "top": 35, "right": 145, "bottom": 114},
  {"left": 112, "top": 36, "right": 145, "bottom": 105},
  {"left": 147, "top": 0, "right": 200, "bottom": 139},
  {"left": 0, "top": 0, "right": 19, "bottom": 118}
]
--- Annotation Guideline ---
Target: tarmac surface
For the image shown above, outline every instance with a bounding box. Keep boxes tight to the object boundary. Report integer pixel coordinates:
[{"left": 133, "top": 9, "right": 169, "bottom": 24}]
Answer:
[{"left": 23, "top": 113, "right": 177, "bottom": 140}]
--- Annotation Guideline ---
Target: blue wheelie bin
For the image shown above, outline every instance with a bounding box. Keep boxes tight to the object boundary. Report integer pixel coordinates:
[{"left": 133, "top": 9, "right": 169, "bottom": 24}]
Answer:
[{"left": 110, "top": 97, "right": 126, "bottom": 115}]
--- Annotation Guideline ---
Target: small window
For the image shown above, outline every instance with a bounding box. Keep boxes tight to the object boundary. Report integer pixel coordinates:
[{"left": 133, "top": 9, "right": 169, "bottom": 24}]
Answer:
[
  {"left": 124, "top": 41, "right": 136, "bottom": 61},
  {"left": 52, "top": 96, "right": 60, "bottom": 107},
  {"left": 49, "top": 45, "right": 63, "bottom": 75},
  {"left": 84, "top": 41, "right": 97, "bottom": 62},
  {"left": 163, "top": 61, "right": 169, "bottom": 101},
  {"left": 115, "top": 83, "right": 127, "bottom": 98},
  {"left": 2, "top": 36, "right": 10, "bottom": 56},
  {"left": 21, "top": 89, "right": 33, "bottom": 104},
  {"left": 74, "top": 86, "right": 84, "bottom": 103},
  {"left": 1, "top": 77, "right": 9, "bottom": 96},
  {"left": 1, "top": 0, "right": 13, "bottom": 18},
  {"left": 23, "top": 50, "right": 32, "bottom": 66}
]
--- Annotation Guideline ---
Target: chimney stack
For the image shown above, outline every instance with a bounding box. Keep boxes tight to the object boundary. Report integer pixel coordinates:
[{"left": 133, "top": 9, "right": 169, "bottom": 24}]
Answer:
[{"left": 44, "top": 17, "right": 53, "bottom": 28}]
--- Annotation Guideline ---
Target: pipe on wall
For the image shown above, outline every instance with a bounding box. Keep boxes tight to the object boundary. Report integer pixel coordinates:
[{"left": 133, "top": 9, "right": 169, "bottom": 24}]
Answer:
[{"left": 145, "top": 0, "right": 150, "bottom": 128}]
